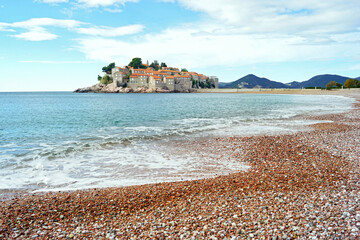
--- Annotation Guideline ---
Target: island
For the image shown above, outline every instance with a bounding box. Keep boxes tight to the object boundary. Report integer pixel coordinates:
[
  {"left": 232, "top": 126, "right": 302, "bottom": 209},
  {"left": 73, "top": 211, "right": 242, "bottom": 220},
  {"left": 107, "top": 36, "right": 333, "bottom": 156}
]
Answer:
[{"left": 75, "top": 58, "right": 219, "bottom": 93}]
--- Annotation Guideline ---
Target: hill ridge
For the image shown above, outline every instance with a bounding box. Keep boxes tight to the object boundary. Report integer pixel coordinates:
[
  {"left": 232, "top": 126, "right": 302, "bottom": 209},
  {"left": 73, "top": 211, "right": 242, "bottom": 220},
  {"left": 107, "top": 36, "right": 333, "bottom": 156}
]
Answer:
[{"left": 219, "top": 74, "right": 357, "bottom": 89}]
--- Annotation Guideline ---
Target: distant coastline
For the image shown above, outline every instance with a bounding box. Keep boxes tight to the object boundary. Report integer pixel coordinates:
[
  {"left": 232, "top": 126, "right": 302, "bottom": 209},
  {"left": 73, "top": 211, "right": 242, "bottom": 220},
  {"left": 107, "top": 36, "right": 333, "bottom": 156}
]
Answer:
[{"left": 196, "top": 88, "right": 360, "bottom": 95}]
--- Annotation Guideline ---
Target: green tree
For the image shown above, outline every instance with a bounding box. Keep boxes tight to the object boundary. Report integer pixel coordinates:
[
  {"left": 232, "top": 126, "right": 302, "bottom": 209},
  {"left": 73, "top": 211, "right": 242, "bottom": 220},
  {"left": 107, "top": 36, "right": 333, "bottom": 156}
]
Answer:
[
  {"left": 150, "top": 60, "right": 160, "bottom": 70},
  {"left": 181, "top": 68, "right": 188, "bottom": 72},
  {"left": 100, "top": 75, "right": 112, "bottom": 85},
  {"left": 128, "top": 58, "right": 144, "bottom": 69},
  {"left": 97, "top": 75, "right": 102, "bottom": 81},
  {"left": 199, "top": 82, "right": 205, "bottom": 88},
  {"left": 160, "top": 62, "right": 167, "bottom": 68},
  {"left": 325, "top": 81, "right": 337, "bottom": 90},
  {"left": 102, "top": 62, "right": 115, "bottom": 73},
  {"left": 205, "top": 81, "right": 211, "bottom": 88},
  {"left": 344, "top": 79, "right": 354, "bottom": 88},
  {"left": 344, "top": 79, "right": 360, "bottom": 88},
  {"left": 356, "top": 80, "right": 360, "bottom": 88}
]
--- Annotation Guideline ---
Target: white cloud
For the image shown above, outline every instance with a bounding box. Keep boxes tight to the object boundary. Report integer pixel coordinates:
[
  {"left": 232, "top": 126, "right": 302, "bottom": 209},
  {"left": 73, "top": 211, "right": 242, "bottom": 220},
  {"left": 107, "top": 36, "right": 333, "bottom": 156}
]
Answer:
[
  {"left": 19, "top": 60, "right": 93, "bottom": 64},
  {"left": 0, "top": 23, "right": 15, "bottom": 32},
  {"left": 38, "top": 0, "right": 69, "bottom": 3},
  {"left": 76, "top": 0, "right": 138, "bottom": 7},
  {"left": 75, "top": 24, "right": 144, "bottom": 37},
  {"left": 38, "top": 0, "right": 139, "bottom": 11},
  {"left": 11, "top": 18, "right": 83, "bottom": 29},
  {"left": 176, "top": 0, "right": 360, "bottom": 35},
  {"left": 10, "top": 0, "right": 359, "bottom": 77},
  {"left": 0, "top": 18, "right": 144, "bottom": 41},
  {"left": 71, "top": 0, "right": 359, "bottom": 72},
  {"left": 1, "top": 18, "right": 83, "bottom": 41},
  {"left": 76, "top": 22, "right": 358, "bottom": 69},
  {"left": 13, "top": 31, "right": 58, "bottom": 41}
]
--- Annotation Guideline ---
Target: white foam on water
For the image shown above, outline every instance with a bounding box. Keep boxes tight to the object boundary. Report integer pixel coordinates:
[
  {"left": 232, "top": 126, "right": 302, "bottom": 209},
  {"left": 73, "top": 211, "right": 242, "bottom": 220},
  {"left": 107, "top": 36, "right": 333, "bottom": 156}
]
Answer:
[
  {"left": 0, "top": 139, "right": 249, "bottom": 192},
  {"left": 0, "top": 94, "right": 355, "bottom": 193}
]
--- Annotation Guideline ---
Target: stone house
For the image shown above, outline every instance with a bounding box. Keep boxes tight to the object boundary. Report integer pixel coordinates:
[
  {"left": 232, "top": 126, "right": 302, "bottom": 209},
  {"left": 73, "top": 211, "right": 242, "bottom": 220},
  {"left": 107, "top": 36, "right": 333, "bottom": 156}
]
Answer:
[
  {"left": 174, "top": 75, "right": 191, "bottom": 92},
  {"left": 163, "top": 76, "right": 175, "bottom": 91},
  {"left": 196, "top": 74, "right": 208, "bottom": 86},
  {"left": 128, "top": 74, "right": 149, "bottom": 88},
  {"left": 162, "top": 67, "right": 179, "bottom": 71},
  {"left": 111, "top": 68, "right": 128, "bottom": 87},
  {"left": 112, "top": 67, "right": 129, "bottom": 74},
  {"left": 144, "top": 69, "right": 154, "bottom": 75},
  {"left": 153, "top": 72, "right": 168, "bottom": 78},
  {"left": 159, "top": 70, "right": 180, "bottom": 76},
  {"left": 149, "top": 76, "right": 165, "bottom": 89},
  {"left": 187, "top": 72, "right": 200, "bottom": 81},
  {"left": 133, "top": 69, "right": 146, "bottom": 74},
  {"left": 112, "top": 72, "right": 127, "bottom": 87},
  {"left": 209, "top": 76, "right": 219, "bottom": 88}
]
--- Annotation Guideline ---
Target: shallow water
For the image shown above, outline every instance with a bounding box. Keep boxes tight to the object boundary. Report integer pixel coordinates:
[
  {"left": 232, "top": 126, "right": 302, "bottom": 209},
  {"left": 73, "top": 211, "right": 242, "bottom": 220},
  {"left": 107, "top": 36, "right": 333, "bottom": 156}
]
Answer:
[{"left": 0, "top": 92, "right": 354, "bottom": 192}]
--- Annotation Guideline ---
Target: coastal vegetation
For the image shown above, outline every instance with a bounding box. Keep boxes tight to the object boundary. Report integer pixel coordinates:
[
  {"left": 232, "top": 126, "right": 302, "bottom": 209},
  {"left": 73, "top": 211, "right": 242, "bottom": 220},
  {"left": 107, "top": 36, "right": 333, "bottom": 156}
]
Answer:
[
  {"left": 324, "top": 78, "right": 360, "bottom": 90},
  {"left": 100, "top": 75, "right": 112, "bottom": 85},
  {"left": 149, "top": 60, "right": 167, "bottom": 71},
  {"left": 102, "top": 62, "right": 115, "bottom": 74},
  {"left": 325, "top": 81, "right": 343, "bottom": 90},
  {"left": 128, "top": 58, "right": 147, "bottom": 69},
  {"left": 344, "top": 78, "right": 360, "bottom": 88}
]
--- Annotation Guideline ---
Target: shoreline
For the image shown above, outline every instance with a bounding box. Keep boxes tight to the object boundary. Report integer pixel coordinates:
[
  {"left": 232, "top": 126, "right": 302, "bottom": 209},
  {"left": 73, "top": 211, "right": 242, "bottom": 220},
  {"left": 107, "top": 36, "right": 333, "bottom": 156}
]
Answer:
[
  {"left": 196, "top": 88, "right": 360, "bottom": 95},
  {"left": 0, "top": 90, "right": 359, "bottom": 238}
]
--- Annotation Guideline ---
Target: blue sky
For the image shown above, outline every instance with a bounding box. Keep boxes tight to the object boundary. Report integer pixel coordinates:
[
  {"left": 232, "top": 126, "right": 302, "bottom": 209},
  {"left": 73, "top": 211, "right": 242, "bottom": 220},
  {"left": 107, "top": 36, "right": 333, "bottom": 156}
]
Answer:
[{"left": 0, "top": 0, "right": 360, "bottom": 91}]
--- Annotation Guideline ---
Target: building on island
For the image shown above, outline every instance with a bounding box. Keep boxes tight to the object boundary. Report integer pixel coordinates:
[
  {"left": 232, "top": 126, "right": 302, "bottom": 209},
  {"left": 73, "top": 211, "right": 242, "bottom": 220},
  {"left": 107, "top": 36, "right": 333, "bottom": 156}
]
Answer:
[
  {"left": 209, "top": 76, "right": 219, "bottom": 88},
  {"left": 110, "top": 62, "right": 218, "bottom": 92}
]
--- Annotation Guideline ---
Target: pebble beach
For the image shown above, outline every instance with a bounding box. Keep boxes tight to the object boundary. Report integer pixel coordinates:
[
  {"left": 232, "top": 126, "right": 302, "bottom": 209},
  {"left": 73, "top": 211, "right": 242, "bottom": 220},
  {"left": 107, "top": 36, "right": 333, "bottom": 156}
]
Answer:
[{"left": 1, "top": 90, "right": 359, "bottom": 239}]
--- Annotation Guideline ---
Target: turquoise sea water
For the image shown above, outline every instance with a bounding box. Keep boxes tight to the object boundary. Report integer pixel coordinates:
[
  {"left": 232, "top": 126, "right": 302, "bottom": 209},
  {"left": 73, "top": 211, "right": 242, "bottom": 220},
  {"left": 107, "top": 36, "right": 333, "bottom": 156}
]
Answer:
[{"left": 0, "top": 92, "right": 354, "bottom": 191}]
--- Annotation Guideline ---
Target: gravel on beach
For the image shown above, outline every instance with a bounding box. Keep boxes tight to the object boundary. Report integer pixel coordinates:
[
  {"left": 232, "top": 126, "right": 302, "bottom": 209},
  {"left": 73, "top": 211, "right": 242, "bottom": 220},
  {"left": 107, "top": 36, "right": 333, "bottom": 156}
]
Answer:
[{"left": 0, "top": 96, "right": 359, "bottom": 239}]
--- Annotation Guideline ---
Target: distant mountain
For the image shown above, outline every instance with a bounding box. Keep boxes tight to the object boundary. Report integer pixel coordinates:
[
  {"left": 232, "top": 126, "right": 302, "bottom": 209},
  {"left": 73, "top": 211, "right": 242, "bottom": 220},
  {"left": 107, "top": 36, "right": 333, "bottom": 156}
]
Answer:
[
  {"left": 287, "top": 74, "right": 349, "bottom": 88},
  {"left": 219, "top": 74, "right": 356, "bottom": 89},
  {"left": 220, "top": 74, "right": 289, "bottom": 89}
]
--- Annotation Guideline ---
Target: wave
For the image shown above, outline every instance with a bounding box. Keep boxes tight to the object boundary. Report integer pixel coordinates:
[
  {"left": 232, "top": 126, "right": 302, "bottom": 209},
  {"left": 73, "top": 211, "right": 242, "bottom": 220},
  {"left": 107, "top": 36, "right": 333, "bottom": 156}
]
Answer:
[{"left": 0, "top": 93, "right": 355, "bottom": 191}]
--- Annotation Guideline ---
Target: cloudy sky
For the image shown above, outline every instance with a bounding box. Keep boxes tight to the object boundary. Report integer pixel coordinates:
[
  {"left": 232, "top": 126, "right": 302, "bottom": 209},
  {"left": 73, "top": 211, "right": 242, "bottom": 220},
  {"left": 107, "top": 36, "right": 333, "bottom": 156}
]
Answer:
[{"left": 0, "top": 0, "right": 359, "bottom": 91}]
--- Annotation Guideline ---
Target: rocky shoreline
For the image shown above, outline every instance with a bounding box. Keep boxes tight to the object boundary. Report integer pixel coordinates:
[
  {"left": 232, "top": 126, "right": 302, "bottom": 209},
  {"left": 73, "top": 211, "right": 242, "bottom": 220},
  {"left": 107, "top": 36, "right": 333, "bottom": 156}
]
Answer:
[
  {"left": 0, "top": 92, "right": 359, "bottom": 239},
  {"left": 74, "top": 83, "right": 194, "bottom": 93}
]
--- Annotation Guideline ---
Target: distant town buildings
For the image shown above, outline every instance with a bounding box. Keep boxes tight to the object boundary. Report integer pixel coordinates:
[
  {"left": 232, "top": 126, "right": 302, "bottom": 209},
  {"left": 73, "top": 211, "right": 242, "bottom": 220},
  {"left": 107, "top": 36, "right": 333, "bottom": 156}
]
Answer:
[{"left": 110, "top": 63, "right": 218, "bottom": 92}]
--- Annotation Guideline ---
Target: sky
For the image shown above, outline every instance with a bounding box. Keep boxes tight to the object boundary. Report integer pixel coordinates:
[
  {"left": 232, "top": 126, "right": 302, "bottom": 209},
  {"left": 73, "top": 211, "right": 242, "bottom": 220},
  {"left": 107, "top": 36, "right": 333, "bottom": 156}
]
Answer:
[{"left": 0, "top": 0, "right": 360, "bottom": 91}]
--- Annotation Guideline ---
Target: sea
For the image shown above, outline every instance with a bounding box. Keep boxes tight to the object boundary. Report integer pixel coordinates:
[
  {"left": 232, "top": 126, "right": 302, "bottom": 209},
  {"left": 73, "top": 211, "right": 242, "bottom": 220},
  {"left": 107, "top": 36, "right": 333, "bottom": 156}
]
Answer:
[{"left": 0, "top": 92, "right": 354, "bottom": 192}]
